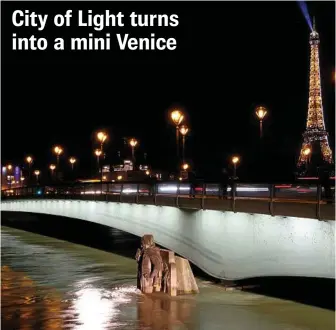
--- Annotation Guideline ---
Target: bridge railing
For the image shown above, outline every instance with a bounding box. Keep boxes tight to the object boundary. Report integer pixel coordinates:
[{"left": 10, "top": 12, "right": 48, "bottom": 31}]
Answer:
[{"left": 1, "top": 181, "right": 334, "bottom": 220}]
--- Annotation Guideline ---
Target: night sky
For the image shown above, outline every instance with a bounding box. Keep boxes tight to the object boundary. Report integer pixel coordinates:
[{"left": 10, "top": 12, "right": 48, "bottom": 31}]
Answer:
[{"left": 2, "top": 1, "right": 335, "bottom": 182}]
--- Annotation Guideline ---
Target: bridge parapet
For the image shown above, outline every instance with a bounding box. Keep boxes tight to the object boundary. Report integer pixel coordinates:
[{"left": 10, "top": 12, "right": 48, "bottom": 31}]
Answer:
[{"left": 1, "top": 181, "right": 335, "bottom": 220}]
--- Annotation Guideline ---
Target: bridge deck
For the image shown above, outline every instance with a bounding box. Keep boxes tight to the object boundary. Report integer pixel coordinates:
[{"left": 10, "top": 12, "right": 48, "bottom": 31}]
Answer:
[{"left": 2, "top": 181, "right": 335, "bottom": 220}]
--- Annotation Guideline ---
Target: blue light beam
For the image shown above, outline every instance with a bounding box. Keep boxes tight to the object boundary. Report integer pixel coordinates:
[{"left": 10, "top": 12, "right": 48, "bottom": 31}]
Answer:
[{"left": 297, "top": 1, "right": 313, "bottom": 31}]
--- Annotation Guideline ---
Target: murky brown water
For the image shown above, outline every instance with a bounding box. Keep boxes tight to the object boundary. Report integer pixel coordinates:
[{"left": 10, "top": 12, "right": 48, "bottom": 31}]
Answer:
[{"left": 1, "top": 226, "right": 334, "bottom": 330}]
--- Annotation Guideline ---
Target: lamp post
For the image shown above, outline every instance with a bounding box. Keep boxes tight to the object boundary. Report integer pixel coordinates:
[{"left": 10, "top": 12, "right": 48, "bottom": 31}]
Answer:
[
  {"left": 49, "top": 164, "right": 56, "bottom": 180},
  {"left": 255, "top": 106, "right": 267, "bottom": 138},
  {"left": 97, "top": 131, "right": 107, "bottom": 152},
  {"left": 20, "top": 176, "right": 25, "bottom": 188},
  {"left": 179, "top": 125, "right": 189, "bottom": 163},
  {"left": 182, "top": 163, "right": 189, "bottom": 171},
  {"left": 53, "top": 146, "right": 63, "bottom": 167},
  {"left": 129, "top": 138, "right": 138, "bottom": 169},
  {"left": 26, "top": 156, "right": 33, "bottom": 185},
  {"left": 34, "top": 170, "right": 40, "bottom": 185},
  {"left": 7, "top": 164, "right": 12, "bottom": 189},
  {"left": 53, "top": 146, "right": 63, "bottom": 180},
  {"left": 95, "top": 149, "right": 102, "bottom": 172},
  {"left": 303, "top": 147, "right": 311, "bottom": 172},
  {"left": 170, "top": 110, "right": 184, "bottom": 162},
  {"left": 69, "top": 157, "right": 76, "bottom": 170},
  {"left": 231, "top": 156, "right": 240, "bottom": 179}
]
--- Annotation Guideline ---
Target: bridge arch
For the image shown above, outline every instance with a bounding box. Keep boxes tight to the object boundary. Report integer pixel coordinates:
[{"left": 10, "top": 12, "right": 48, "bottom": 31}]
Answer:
[{"left": 1, "top": 199, "right": 335, "bottom": 280}]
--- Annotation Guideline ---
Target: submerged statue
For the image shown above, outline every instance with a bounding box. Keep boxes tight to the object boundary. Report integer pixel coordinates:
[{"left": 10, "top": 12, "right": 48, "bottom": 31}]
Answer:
[{"left": 135, "top": 234, "right": 199, "bottom": 296}]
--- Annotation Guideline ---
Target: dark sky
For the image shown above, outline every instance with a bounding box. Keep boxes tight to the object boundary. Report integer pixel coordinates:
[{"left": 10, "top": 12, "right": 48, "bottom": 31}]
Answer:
[{"left": 1, "top": 1, "right": 335, "bottom": 181}]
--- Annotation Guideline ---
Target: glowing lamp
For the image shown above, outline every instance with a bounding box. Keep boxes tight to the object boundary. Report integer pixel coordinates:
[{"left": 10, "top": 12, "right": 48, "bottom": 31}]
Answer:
[
  {"left": 97, "top": 131, "right": 107, "bottom": 143},
  {"left": 54, "top": 146, "right": 63, "bottom": 156},
  {"left": 49, "top": 164, "right": 56, "bottom": 171},
  {"left": 171, "top": 110, "right": 184, "bottom": 126},
  {"left": 182, "top": 163, "right": 189, "bottom": 170},
  {"left": 303, "top": 147, "right": 311, "bottom": 156},
  {"left": 69, "top": 157, "right": 76, "bottom": 164},
  {"left": 95, "top": 149, "right": 102, "bottom": 157},
  {"left": 129, "top": 138, "right": 138, "bottom": 148},
  {"left": 179, "top": 125, "right": 189, "bottom": 136},
  {"left": 256, "top": 106, "right": 267, "bottom": 120},
  {"left": 232, "top": 156, "right": 240, "bottom": 165}
]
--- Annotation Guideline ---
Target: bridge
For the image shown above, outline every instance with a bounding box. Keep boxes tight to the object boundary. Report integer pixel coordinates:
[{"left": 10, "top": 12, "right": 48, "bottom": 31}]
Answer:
[{"left": 1, "top": 181, "right": 335, "bottom": 280}]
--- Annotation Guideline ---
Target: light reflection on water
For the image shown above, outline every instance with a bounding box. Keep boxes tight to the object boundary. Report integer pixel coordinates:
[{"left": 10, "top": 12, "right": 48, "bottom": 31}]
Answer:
[{"left": 1, "top": 226, "right": 335, "bottom": 330}]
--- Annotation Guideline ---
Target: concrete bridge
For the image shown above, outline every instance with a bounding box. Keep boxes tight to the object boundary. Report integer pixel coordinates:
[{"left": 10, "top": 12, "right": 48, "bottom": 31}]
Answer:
[{"left": 1, "top": 182, "right": 335, "bottom": 280}]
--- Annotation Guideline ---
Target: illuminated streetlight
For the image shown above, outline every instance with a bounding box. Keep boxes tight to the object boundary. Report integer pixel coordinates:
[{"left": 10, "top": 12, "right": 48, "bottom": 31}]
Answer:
[
  {"left": 255, "top": 106, "right": 267, "bottom": 138},
  {"left": 117, "top": 175, "right": 123, "bottom": 181},
  {"left": 25, "top": 156, "right": 33, "bottom": 184},
  {"left": 95, "top": 149, "right": 102, "bottom": 166},
  {"left": 20, "top": 176, "right": 25, "bottom": 188},
  {"left": 170, "top": 110, "right": 184, "bottom": 161},
  {"left": 69, "top": 157, "right": 76, "bottom": 170},
  {"left": 97, "top": 131, "right": 107, "bottom": 149},
  {"left": 49, "top": 164, "right": 56, "bottom": 178},
  {"left": 6, "top": 165, "right": 13, "bottom": 189},
  {"left": 34, "top": 170, "right": 40, "bottom": 184},
  {"left": 303, "top": 147, "right": 311, "bottom": 156},
  {"left": 182, "top": 163, "right": 189, "bottom": 171},
  {"left": 129, "top": 138, "right": 138, "bottom": 167},
  {"left": 231, "top": 156, "right": 240, "bottom": 178},
  {"left": 53, "top": 146, "right": 63, "bottom": 167},
  {"left": 179, "top": 125, "right": 189, "bottom": 163},
  {"left": 145, "top": 170, "right": 150, "bottom": 175}
]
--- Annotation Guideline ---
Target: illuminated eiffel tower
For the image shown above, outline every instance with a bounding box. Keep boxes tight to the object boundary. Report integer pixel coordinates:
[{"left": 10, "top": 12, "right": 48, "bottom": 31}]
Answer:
[{"left": 297, "top": 18, "right": 333, "bottom": 174}]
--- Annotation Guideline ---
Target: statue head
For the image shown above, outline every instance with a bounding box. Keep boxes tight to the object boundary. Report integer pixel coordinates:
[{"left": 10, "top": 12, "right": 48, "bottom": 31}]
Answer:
[{"left": 141, "top": 234, "right": 155, "bottom": 249}]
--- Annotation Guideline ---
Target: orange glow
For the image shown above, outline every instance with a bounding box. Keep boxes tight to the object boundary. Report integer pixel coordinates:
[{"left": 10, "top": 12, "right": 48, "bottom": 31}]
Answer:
[
  {"left": 97, "top": 131, "right": 107, "bottom": 143},
  {"left": 303, "top": 147, "right": 311, "bottom": 156},
  {"left": 69, "top": 157, "right": 76, "bottom": 164},
  {"left": 7, "top": 164, "right": 12, "bottom": 170},
  {"left": 179, "top": 125, "right": 189, "bottom": 136},
  {"left": 95, "top": 149, "right": 102, "bottom": 157},
  {"left": 231, "top": 156, "right": 240, "bottom": 165},
  {"left": 255, "top": 106, "right": 267, "bottom": 120},
  {"left": 26, "top": 156, "right": 33, "bottom": 164},
  {"left": 34, "top": 170, "right": 40, "bottom": 176},
  {"left": 117, "top": 175, "right": 123, "bottom": 180},
  {"left": 54, "top": 146, "right": 63, "bottom": 156},
  {"left": 182, "top": 163, "right": 189, "bottom": 170},
  {"left": 171, "top": 110, "right": 184, "bottom": 126},
  {"left": 129, "top": 138, "right": 138, "bottom": 148},
  {"left": 49, "top": 164, "right": 56, "bottom": 171}
]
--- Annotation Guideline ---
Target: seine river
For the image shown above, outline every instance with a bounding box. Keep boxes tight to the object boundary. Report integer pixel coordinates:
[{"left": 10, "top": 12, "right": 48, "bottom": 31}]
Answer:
[{"left": 1, "top": 224, "right": 335, "bottom": 330}]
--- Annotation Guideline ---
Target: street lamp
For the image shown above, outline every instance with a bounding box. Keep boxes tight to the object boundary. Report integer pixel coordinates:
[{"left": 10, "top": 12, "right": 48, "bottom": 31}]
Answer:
[
  {"left": 69, "top": 157, "right": 76, "bottom": 170},
  {"left": 117, "top": 175, "right": 123, "bottom": 181},
  {"left": 303, "top": 147, "right": 311, "bottom": 172},
  {"left": 20, "top": 176, "right": 25, "bottom": 188},
  {"left": 34, "top": 170, "right": 40, "bottom": 184},
  {"left": 7, "top": 164, "right": 12, "bottom": 189},
  {"left": 182, "top": 163, "right": 189, "bottom": 171},
  {"left": 25, "top": 156, "right": 33, "bottom": 184},
  {"left": 53, "top": 146, "right": 63, "bottom": 166},
  {"left": 95, "top": 149, "right": 102, "bottom": 168},
  {"left": 97, "top": 131, "right": 107, "bottom": 151},
  {"left": 129, "top": 138, "right": 138, "bottom": 168},
  {"left": 170, "top": 110, "right": 184, "bottom": 160},
  {"left": 231, "top": 156, "right": 240, "bottom": 178},
  {"left": 255, "top": 106, "right": 267, "bottom": 138},
  {"left": 179, "top": 125, "right": 189, "bottom": 163},
  {"left": 49, "top": 164, "right": 56, "bottom": 178}
]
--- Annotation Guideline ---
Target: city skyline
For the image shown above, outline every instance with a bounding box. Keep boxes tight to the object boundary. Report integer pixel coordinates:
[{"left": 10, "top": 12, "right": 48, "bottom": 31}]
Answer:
[{"left": 2, "top": 2, "right": 335, "bottom": 181}]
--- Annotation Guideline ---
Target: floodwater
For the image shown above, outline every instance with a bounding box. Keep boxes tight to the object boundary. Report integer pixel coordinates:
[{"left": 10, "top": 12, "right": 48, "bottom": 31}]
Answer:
[{"left": 1, "top": 225, "right": 335, "bottom": 330}]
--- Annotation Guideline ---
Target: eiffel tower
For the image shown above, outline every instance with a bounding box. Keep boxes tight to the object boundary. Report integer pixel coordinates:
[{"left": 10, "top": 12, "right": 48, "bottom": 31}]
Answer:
[{"left": 297, "top": 18, "right": 333, "bottom": 174}]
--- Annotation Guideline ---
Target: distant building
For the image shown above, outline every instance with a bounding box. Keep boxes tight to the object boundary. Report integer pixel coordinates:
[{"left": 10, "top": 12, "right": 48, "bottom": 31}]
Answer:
[{"left": 1, "top": 165, "right": 23, "bottom": 190}]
